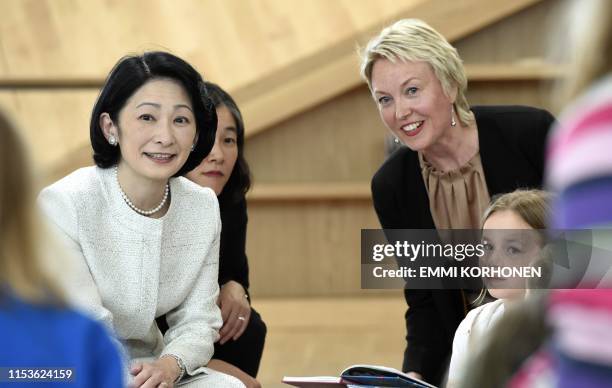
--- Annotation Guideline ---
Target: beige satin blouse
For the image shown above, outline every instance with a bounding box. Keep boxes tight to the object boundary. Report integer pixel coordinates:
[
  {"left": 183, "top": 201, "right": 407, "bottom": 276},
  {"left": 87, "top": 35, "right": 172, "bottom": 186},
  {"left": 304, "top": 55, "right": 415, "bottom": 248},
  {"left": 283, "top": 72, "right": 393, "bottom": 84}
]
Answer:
[{"left": 419, "top": 152, "right": 491, "bottom": 230}]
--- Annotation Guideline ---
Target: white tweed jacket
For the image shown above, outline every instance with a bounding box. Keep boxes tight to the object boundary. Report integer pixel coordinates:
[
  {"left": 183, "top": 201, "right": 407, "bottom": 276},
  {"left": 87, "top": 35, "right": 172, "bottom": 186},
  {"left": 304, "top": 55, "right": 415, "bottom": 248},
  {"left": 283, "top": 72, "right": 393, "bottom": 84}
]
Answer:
[{"left": 38, "top": 166, "right": 222, "bottom": 376}]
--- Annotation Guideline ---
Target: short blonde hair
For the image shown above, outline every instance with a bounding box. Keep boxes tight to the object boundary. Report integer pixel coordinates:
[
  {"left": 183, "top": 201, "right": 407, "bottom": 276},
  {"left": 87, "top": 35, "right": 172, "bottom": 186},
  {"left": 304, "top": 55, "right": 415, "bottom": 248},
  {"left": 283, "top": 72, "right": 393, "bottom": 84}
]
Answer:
[
  {"left": 0, "top": 109, "right": 63, "bottom": 303},
  {"left": 360, "top": 18, "right": 473, "bottom": 126}
]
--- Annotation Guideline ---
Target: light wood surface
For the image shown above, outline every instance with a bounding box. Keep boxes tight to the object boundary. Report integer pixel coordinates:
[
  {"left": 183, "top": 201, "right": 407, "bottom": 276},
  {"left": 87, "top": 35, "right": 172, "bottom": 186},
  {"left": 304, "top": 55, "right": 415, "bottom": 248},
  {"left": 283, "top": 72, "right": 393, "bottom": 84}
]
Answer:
[
  {"left": 0, "top": 0, "right": 419, "bottom": 82},
  {"left": 243, "top": 87, "right": 386, "bottom": 184},
  {"left": 246, "top": 201, "right": 381, "bottom": 297},
  {"left": 0, "top": 90, "right": 98, "bottom": 169},
  {"left": 454, "top": 0, "right": 566, "bottom": 64},
  {"left": 248, "top": 182, "right": 371, "bottom": 202},
  {"left": 252, "top": 295, "right": 406, "bottom": 388},
  {"left": 465, "top": 63, "right": 565, "bottom": 81}
]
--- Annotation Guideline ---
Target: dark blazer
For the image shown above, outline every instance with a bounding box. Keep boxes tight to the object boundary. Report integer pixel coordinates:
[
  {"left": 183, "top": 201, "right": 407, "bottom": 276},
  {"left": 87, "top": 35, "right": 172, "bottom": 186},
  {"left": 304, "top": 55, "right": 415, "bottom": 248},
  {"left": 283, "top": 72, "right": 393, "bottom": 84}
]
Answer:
[
  {"left": 371, "top": 105, "right": 554, "bottom": 385},
  {"left": 218, "top": 193, "right": 250, "bottom": 290},
  {"left": 215, "top": 193, "right": 267, "bottom": 377}
]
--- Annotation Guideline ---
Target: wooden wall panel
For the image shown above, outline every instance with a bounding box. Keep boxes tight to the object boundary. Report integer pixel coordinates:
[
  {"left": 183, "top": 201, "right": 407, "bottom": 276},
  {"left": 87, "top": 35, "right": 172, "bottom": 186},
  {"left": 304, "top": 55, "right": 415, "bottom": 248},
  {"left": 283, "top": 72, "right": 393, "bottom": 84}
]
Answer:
[
  {"left": 467, "top": 80, "right": 557, "bottom": 115},
  {"left": 244, "top": 87, "right": 386, "bottom": 183},
  {"left": 246, "top": 201, "right": 381, "bottom": 298},
  {"left": 454, "top": 0, "right": 563, "bottom": 63},
  {"left": 0, "top": 90, "right": 97, "bottom": 168}
]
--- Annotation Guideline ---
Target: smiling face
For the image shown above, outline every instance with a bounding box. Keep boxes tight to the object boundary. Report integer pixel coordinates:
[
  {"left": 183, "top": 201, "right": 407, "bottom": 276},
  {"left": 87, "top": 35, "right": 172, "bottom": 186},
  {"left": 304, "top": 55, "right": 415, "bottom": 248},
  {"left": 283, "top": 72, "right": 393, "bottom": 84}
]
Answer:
[
  {"left": 101, "top": 78, "right": 197, "bottom": 184},
  {"left": 185, "top": 105, "right": 238, "bottom": 195},
  {"left": 481, "top": 210, "right": 544, "bottom": 300},
  {"left": 370, "top": 58, "right": 456, "bottom": 152}
]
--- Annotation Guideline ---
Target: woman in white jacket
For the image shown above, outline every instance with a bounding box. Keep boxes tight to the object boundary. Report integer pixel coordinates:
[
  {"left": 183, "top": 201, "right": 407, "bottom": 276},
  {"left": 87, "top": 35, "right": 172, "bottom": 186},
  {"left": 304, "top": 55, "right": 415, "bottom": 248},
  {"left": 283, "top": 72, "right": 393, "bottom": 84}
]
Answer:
[{"left": 39, "top": 51, "right": 244, "bottom": 388}]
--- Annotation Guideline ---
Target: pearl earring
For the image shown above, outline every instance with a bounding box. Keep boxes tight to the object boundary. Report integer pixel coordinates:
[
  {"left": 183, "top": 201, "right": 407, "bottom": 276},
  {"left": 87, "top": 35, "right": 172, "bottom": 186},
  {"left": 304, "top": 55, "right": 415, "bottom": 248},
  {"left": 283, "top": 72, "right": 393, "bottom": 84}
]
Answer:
[
  {"left": 108, "top": 134, "right": 117, "bottom": 146},
  {"left": 451, "top": 106, "right": 457, "bottom": 127}
]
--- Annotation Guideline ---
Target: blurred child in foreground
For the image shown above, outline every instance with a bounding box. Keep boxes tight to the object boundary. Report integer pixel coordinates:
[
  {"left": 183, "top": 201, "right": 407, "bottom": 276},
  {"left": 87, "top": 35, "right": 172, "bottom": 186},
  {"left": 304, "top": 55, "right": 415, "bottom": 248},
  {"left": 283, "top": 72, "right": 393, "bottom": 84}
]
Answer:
[
  {"left": 458, "top": 1, "right": 612, "bottom": 386},
  {"left": 0, "top": 109, "right": 124, "bottom": 387}
]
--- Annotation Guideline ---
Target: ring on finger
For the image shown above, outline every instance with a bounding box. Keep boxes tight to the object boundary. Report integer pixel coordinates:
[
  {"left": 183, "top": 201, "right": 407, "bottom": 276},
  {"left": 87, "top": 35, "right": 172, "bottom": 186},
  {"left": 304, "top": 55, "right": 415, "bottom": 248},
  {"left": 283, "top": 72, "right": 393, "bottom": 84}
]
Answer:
[{"left": 238, "top": 316, "right": 246, "bottom": 321}]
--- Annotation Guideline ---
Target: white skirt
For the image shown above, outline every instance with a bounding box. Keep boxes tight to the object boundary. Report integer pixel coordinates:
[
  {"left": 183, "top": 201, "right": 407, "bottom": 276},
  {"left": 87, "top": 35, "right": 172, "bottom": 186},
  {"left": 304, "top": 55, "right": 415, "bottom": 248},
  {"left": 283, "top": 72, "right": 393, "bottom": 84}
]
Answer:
[
  {"left": 178, "top": 367, "right": 245, "bottom": 387},
  {"left": 128, "top": 360, "right": 245, "bottom": 388}
]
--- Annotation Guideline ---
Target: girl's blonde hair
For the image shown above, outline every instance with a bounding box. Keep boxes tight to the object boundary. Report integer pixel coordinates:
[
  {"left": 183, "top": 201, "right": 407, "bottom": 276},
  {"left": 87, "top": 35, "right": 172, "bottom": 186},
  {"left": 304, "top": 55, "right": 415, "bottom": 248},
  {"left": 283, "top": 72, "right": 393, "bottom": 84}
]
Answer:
[
  {"left": 0, "top": 109, "right": 64, "bottom": 303},
  {"left": 482, "top": 189, "right": 552, "bottom": 230},
  {"left": 359, "top": 18, "right": 474, "bottom": 127},
  {"left": 474, "top": 189, "right": 552, "bottom": 305}
]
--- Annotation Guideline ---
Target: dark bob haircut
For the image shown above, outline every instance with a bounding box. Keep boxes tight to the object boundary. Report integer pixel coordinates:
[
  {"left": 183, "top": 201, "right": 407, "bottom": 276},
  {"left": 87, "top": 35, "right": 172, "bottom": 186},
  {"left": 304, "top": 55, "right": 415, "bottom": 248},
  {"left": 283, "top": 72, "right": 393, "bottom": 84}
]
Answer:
[
  {"left": 90, "top": 51, "right": 217, "bottom": 176},
  {"left": 202, "top": 82, "right": 251, "bottom": 202}
]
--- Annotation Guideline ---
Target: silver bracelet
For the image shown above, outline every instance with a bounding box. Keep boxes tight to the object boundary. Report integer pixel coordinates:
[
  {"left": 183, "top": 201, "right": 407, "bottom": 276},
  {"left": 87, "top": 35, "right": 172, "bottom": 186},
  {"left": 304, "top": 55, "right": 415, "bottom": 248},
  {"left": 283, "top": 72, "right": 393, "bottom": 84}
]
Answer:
[{"left": 160, "top": 353, "right": 185, "bottom": 383}]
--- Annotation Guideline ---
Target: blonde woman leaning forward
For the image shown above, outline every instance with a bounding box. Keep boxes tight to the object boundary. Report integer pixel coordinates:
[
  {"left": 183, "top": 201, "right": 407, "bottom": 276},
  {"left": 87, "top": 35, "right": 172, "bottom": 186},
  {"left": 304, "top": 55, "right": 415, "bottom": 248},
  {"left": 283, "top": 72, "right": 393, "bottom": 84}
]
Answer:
[
  {"left": 0, "top": 110, "right": 124, "bottom": 387},
  {"left": 360, "top": 19, "right": 555, "bottom": 385},
  {"left": 38, "top": 52, "right": 245, "bottom": 388}
]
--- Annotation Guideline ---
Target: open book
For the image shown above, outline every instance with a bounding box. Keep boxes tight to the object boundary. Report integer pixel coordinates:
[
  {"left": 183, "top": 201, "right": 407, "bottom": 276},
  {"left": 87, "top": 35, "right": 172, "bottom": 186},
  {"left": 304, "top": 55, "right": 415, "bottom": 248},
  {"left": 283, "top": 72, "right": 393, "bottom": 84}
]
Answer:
[{"left": 283, "top": 364, "right": 438, "bottom": 387}]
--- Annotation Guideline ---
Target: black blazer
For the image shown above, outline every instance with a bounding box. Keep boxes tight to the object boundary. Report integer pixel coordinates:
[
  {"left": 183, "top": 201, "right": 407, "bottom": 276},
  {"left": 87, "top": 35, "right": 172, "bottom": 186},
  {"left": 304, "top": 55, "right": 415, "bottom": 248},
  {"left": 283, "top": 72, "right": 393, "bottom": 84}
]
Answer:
[
  {"left": 218, "top": 193, "right": 250, "bottom": 292},
  {"left": 371, "top": 105, "right": 554, "bottom": 384}
]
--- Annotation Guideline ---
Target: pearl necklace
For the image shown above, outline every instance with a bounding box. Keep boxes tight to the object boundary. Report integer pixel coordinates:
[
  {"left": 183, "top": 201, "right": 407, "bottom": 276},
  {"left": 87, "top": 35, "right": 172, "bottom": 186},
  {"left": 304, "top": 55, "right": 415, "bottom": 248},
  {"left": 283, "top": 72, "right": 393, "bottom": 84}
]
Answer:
[{"left": 115, "top": 166, "right": 169, "bottom": 216}]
